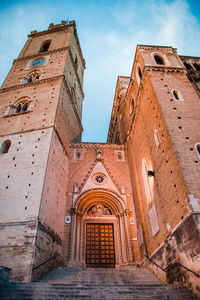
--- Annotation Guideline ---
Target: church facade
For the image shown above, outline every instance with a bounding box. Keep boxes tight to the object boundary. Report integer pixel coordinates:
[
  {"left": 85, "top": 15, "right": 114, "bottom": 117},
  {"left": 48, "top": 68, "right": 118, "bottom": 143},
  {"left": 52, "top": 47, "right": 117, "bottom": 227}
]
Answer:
[{"left": 0, "top": 21, "right": 200, "bottom": 294}]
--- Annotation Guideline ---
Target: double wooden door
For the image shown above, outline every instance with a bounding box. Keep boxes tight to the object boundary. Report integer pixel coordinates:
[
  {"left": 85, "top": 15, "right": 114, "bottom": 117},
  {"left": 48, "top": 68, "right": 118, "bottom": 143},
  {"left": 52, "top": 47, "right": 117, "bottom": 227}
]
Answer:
[{"left": 86, "top": 223, "right": 115, "bottom": 268}]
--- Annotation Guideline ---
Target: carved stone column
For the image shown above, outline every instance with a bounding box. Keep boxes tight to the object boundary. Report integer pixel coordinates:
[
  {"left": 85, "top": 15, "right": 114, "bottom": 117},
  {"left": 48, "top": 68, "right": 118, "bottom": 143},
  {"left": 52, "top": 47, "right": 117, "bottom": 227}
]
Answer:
[
  {"left": 68, "top": 208, "right": 77, "bottom": 266},
  {"left": 75, "top": 214, "right": 81, "bottom": 262},
  {"left": 116, "top": 215, "right": 123, "bottom": 265},
  {"left": 79, "top": 215, "right": 85, "bottom": 266},
  {"left": 124, "top": 209, "right": 133, "bottom": 262},
  {"left": 119, "top": 213, "right": 128, "bottom": 264}
]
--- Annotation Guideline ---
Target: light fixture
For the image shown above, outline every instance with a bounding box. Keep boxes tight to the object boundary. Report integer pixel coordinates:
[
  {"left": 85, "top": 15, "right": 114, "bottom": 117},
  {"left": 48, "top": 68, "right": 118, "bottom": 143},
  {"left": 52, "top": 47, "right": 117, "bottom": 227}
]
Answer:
[{"left": 148, "top": 170, "right": 155, "bottom": 177}]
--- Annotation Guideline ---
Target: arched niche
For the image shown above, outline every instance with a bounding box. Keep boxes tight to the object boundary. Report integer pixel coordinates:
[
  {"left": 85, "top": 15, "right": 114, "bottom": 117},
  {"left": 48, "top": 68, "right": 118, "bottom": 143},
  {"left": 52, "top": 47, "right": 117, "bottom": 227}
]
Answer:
[{"left": 68, "top": 189, "right": 134, "bottom": 268}]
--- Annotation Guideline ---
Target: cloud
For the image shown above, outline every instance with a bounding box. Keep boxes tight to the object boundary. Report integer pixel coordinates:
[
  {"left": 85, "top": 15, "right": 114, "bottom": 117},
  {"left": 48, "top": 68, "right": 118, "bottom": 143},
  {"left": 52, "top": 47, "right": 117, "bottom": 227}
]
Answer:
[{"left": 0, "top": 0, "right": 200, "bottom": 142}]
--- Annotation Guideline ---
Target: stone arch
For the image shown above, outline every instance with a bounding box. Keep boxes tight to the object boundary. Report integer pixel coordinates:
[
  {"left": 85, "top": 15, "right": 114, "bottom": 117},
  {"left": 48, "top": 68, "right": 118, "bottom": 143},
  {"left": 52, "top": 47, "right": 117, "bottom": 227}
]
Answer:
[{"left": 68, "top": 189, "right": 133, "bottom": 268}]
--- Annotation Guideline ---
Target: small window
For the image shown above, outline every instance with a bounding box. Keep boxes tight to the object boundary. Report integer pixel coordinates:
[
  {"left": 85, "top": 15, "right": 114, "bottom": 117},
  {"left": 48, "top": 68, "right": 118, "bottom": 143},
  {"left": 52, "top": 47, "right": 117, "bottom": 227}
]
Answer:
[
  {"left": 171, "top": 89, "right": 183, "bottom": 101},
  {"left": 193, "top": 63, "right": 200, "bottom": 71},
  {"left": 184, "top": 62, "right": 192, "bottom": 70},
  {"left": 0, "top": 140, "right": 11, "bottom": 154},
  {"left": 173, "top": 90, "right": 179, "bottom": 100},
  {"left": 74, "top": 56, "right": 78, "bottom": 71},
  {"left": 39, "top": 40, "right": 51, "bottom": 53},
  {"left": 154, "top": 55, "right": 165, "bottom": 65},
  {"left": 154, "top": 130, "right": 160, "bottom": 148},
  {"left": 195, "top": 143, "right": 200, "bottom": 160}
]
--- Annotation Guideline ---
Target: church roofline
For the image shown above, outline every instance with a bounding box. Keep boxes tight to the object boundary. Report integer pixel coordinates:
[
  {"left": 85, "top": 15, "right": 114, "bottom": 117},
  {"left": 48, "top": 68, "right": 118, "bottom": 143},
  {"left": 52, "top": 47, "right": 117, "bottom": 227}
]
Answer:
[{"left": 136, "top": 44, "right": 176, "bottom": 49}]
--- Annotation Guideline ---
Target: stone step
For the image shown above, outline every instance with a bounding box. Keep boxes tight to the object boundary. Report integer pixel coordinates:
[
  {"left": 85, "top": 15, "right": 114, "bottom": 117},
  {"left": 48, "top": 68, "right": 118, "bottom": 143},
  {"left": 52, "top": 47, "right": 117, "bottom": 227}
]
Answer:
[
  {"left": 0, "top": 283, "right": 198, "bottom": 300},
  {"left": 0, "top": 267, "right": 198, "bottom": 300}
]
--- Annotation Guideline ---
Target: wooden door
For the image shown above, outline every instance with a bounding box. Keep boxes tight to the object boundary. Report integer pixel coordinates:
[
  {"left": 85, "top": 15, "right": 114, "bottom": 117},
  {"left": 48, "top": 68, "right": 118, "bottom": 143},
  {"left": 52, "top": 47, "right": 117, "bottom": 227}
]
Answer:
[{"left": 86, "top": 223, "right": 115, "bottom": 268}]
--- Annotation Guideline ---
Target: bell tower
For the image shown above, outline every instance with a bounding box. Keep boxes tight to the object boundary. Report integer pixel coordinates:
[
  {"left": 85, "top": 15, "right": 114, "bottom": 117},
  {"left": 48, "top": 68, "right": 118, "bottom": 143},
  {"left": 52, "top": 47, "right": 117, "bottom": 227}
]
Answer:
[{"left": 0, "top": 21, "right": 85, "bottom": 281}]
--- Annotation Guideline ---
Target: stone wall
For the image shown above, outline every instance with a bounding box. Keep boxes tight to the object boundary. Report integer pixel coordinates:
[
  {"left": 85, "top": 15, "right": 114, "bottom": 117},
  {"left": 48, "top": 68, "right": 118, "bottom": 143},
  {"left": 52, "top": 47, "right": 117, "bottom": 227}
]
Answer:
[
  {"left": 32, "top": 129, "right": 69, "bottom": 280},
  {"left": 143, "top": 213, "right": 200, "bottom": 296},
  {"left": 0, "top": 222, "right": 37, "bottom": 282}
]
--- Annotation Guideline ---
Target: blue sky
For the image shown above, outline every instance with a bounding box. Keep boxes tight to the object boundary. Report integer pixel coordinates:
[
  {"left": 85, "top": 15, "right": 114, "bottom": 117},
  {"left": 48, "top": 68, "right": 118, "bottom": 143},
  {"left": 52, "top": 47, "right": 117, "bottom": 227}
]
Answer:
[{"left": 0, "top": 0, "right": 200, "bottom": 142}]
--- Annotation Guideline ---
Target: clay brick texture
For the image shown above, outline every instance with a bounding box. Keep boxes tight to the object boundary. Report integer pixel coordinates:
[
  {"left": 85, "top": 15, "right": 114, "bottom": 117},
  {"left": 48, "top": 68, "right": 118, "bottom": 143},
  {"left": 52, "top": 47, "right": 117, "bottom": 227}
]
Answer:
[{"left": 0, "top": 22, "right": 200, "bottom": 296}]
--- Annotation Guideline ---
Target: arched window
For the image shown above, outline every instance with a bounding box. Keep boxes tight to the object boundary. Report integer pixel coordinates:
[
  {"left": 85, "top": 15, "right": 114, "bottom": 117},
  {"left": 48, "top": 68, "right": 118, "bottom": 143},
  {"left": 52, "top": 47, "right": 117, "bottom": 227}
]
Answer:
[
  {"left": 39, "top": 40, "right": 51, "bottom": 53},
  {"left": 74, "top": 56, "right": 78, "bottom": 71},
  {"left": 184, "top": 62, "right": 192, "bottom": 70},
  {"left": 8, "top": 97, "right": 31, "bottom": 115},
  {"left": 142, "top": 159, "right": 153, "bottom": 204},
  {"left": 115, "top": 132, "right": 120, "bottom": 144},
  {"left": 130, "top": 97, "right": 134, "bottom": 114},
  {"left": 171, "top": 89, "right": 183, "bottom": 101},
  {"left": 136, "top": 64, "right": 142, "bottom": 86},
  {"left": 195, "top": 143, "right": 200, "bottom": 160},
  {"left": 24, "top": 70, "right": 41, "bottom": 83},
  {"left": 0, "top": 140, "right": 11, "bottom": 154},
  {"left": 154, "top": 129, "right": 160, "bottom": 148},
  {"left": 154, "top": 55, "right": 165, "bottom": 65},
  {"left": 193, "top": 63, "right": 200, "bottom": 71},
  {"left": 173, "top": 90, "right": 179, "bottom": 100},
  {"left": 138, "top": 66, "right": 142, "bottom": 79}
]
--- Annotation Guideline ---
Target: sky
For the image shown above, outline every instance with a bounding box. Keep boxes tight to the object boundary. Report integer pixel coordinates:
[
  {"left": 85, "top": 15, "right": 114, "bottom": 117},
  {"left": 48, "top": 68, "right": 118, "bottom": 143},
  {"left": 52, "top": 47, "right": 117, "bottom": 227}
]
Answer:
[{"left": 0, "top": 0, "right": 200, "bottom": 142}]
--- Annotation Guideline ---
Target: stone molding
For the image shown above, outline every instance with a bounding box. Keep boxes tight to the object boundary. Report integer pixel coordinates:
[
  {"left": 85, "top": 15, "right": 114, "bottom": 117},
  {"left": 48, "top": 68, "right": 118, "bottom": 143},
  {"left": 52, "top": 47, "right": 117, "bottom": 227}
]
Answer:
[
  {"left": 70, "top": 142, "right": 126, "bottom": 149},
  {"left": 13, "top": 47, "right": 69, "bottom": 63},
  {"left": 137, "top": 45, "right": 175, "bottom": 52},
  {"left": 145, "top": 65, "right": 185, "bottom": 73},
  {"left": 0, "top": 75, "right": 63, "bottom": 93},
  {"left": 0, "top": 220, "right": 37, "bottom": 227}
]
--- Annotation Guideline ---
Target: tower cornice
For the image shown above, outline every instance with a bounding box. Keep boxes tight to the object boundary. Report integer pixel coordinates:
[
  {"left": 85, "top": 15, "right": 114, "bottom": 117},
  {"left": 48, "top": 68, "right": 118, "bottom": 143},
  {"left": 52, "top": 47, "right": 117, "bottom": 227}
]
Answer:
[{"left": 13, "top": 47, "right": 69, "bottom": 63}]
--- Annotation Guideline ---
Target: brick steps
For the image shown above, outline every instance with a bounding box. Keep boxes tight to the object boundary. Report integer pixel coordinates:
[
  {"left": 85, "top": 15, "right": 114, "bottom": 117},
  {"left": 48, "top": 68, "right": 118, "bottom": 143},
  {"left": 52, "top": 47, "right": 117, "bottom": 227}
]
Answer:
[{"left": 0, "top": 267, "right": 198, "bottom": 300}]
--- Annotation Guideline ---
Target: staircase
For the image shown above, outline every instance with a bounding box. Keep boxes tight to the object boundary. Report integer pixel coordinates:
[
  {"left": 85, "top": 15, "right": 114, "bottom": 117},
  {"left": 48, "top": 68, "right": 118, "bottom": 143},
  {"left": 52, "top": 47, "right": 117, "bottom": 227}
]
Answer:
[{"left": 0, "top": 267, "right": 198, "bottom": 299}]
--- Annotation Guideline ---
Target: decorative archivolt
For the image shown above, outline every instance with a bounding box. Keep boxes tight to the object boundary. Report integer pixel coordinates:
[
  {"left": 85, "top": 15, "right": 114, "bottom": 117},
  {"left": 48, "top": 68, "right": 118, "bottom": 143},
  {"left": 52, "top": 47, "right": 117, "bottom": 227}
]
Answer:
[
  {"left": 73, "top": 188, "right": 126, "bottom": 216},
  {"left": 22, "top": 70, "right": 41, "bottom": 84},
  {"left": 7, "top": 96, "right": 32, "bottom": 115}
]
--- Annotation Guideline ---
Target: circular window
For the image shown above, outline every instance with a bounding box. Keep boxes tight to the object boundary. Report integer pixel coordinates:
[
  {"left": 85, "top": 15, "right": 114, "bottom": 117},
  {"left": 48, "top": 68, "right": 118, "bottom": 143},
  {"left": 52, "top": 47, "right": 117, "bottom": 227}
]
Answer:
[
  {"left": 31, "top": 59, "right": 45, "bottom": 67},
  {"left": 93, "top": 173, "right": 106, "bottom": 185}
]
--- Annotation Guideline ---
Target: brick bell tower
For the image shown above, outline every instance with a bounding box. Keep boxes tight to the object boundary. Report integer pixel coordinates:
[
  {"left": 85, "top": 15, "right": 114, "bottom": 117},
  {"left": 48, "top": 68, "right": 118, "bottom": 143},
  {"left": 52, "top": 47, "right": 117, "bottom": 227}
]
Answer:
[{"left": 0, "top": 21, "right": 85, "bottom": 281}]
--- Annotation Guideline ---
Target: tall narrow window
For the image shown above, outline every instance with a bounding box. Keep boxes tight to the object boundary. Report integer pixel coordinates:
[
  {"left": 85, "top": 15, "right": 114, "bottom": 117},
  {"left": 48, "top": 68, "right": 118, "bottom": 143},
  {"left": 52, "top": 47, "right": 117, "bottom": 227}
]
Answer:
[
  {"left": 74, "top": 56, "right": 78, "bottom": 71},
  {"left": 115, "top": 132, "right": 120, "bottom": 144},
  {"left": 154, "top": 129, "right": 160, "bottom": 148},
  {"left": 142, "top": 159, "right": 153, "bottom": 204},
  {"left": 0, "top": 140, "right": 11, "bottom": 154},
  {"left": 154, "top": 55, "right": 165, "bottom": 65},
  {"left": 39, "top": 40, "right": 51, "bottom": 53},
  {"left": 130, "top": 97, "right": 134, "bottom": 114},
  {"left": 195, "top": 143, "right": 200, "bottom": 160},
  {"left": 173, "top": 90, "right": 179, "bottom": 100},
  {"left": 138, "top": 66, "right": 142, "bottom": 79}
]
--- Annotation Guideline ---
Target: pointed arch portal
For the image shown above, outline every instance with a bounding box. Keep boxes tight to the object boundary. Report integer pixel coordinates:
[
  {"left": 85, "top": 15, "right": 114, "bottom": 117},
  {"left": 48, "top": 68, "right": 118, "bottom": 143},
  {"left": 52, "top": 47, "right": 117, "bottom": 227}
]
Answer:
[{"left": 68, "top": 189, "right": 133, "bottom": 268}]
